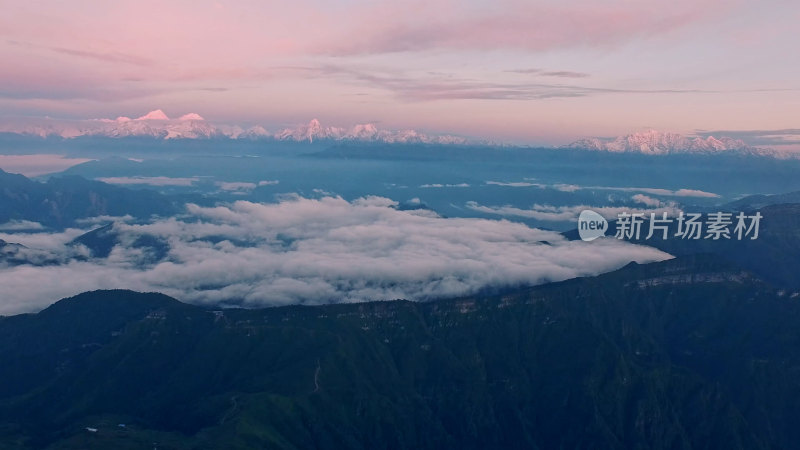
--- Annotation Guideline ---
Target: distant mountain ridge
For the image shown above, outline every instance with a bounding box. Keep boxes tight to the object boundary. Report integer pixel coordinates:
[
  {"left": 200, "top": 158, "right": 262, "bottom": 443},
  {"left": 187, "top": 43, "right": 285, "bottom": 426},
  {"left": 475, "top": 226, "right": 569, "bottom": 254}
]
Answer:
[
  {"left": 0, "top": 111, "right": 468, "bottom": 145},
  {"left": 0, "top": 169, "right": 196, "bottom": 228},
  {"left": 567, "top": 129, "right": 786, "bottom": 158},
  {"left": 2, "top": 113, "right": 791, "bottom": 158},
  {"left": 561, "top": 203, "right": 800, "bottom": 290}
]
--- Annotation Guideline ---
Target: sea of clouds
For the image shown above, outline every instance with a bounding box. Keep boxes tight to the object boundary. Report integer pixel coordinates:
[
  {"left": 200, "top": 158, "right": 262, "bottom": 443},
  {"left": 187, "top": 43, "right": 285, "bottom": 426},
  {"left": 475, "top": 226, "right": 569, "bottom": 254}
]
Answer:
[{"left": 0, "top": 195, "right": 671, "bottom": 314}]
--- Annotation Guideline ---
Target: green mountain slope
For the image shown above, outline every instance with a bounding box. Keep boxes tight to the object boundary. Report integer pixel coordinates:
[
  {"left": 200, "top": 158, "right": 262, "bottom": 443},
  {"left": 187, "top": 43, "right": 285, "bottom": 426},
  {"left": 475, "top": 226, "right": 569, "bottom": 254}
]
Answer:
[{"left": 0, "top": 255, "right": 798, "bottom": 448}]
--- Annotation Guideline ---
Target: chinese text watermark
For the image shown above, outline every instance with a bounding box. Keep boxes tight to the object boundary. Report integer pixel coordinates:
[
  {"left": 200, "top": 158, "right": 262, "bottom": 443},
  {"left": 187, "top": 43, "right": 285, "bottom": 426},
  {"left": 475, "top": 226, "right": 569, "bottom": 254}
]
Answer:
[{"left": 578, "top": 210, "right": 762, "bottom": 242}]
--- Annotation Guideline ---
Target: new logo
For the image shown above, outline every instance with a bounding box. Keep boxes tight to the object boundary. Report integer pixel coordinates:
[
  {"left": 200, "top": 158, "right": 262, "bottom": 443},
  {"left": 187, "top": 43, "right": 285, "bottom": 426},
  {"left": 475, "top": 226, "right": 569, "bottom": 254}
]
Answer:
[{"left": 578, "top": 210, "right": 608, "bottom": 241}]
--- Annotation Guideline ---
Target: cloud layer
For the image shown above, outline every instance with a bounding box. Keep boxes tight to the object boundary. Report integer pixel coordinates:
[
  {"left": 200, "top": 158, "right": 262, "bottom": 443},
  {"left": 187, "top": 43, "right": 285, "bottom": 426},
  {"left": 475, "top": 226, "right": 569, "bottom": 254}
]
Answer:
[
  {"left": 0, "top": 196, "right": 670, "bottom": 314},
  {"left": 0, "top": 154, "right": 93, "bottom": 177},
  {"left": 466, "top": 201, "right": 682, "bottom": 222},
  {"left": 485, "top": 180, "right": 720, "bottom": 198}
]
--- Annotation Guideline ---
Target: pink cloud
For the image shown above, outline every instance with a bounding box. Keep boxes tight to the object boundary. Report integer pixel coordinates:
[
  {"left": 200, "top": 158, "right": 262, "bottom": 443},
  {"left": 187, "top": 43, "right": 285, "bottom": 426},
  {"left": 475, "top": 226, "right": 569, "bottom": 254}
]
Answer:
[
  {"left": 314, "top": 0, "right": 727, "bottom": 55},
  {"left": 1, "top": 0, "right": 729, "bottom": 81},
  {"left": 1, "top": 0, "right": 795, "bottom": 143}
]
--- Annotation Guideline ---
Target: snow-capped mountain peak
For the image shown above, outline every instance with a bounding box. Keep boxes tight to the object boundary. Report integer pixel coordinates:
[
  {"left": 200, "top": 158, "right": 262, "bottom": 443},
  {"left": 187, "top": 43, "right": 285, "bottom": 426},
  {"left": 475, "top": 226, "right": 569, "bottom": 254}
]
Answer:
[
  {"left": 273, "top": 119, "right": 468, "bottom": 145},
  {"left": 349, "top": 123, "right": 380, "bottom": 139},
  {"left": 566, "top": 129, "right": 779, "bottom": 157},
  {"left": 0, "top": 114, "right": 791, "bottom": 158},
  {"left": 275, "top": 119, "right": 359, "bottom": 143},
  {"left": 136, "top": 110, "right": 170, "bottom": 121},
  {"left": 0, "top": 113, "right": 467, "bottom": 145},
  {"left": 178, "top": 113, "right": 205, "bottom": 121}
]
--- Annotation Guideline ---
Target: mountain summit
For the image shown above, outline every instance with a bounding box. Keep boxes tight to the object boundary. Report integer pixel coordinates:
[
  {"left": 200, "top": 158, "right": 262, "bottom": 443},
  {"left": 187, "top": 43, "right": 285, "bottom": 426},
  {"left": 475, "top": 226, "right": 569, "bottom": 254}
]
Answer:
[
  {"left": 567, "top": 129, "right": 780, "bottom": 157},
  {"left": 135, "top": 109, "right": 170, "bottom": 121},
  {"left": 0, "top": 114, "right": 467, "bottom": 144},
  {"left": 178, "top": 113, "right": 205, "bottom": 121}
]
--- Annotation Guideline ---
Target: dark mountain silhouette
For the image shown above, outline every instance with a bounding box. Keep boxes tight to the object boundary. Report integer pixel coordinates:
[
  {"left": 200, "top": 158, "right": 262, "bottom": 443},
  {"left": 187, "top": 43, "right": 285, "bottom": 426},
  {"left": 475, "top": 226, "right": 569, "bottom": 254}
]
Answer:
[
  {"left": 0, "top": 169, "right": 199, "bottom": 229},
  {"left": 1, "top": 255, "right": 799, "bottom": 449},
  {"left": 564, "top": 203, "right": 800, "bottom": 289}
]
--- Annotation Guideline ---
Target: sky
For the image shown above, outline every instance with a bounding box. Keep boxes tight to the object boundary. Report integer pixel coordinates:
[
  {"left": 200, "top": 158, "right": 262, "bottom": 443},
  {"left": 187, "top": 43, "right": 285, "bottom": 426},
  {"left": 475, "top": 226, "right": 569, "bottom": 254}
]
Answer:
[{"left": 1, "top": 0, "right": 798, "bottom": 145}]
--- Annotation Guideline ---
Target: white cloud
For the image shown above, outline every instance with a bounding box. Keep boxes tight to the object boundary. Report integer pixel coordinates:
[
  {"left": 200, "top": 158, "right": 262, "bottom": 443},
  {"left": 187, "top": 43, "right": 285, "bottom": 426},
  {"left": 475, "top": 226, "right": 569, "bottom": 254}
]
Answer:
[
  {"left": 96, "top": 176, "right": 199, "bottom": 186},
  {"left": 632, "top": 194, "right": 663, "bottom": 207},
  {"left": 0, "top": 196, "right": 671, "bottom": 315},
  {"left": 0, "top": 220, "right": 45, "bottom": 231},
  {"left": 216, "top": 181, "right": 257, "bottom": 191},
  {"left": 0, "top": 228, "right": 86, "bottom": 251},
  {"left": 553, "top": 184, "right": 581, "bottom": 192},
  {"left": 214, "top": 180, "right": 279, "bottom": 192},
  {"left": 584, "top": 185, "right": 719, "bottom": 198},
  {"left": 420, "top": 183, "right": 471, "bottom": 188},
  {"left": 672, "top": 189, "right": 719, "bottom": 198},
  {"left": 75, "top": 215, "right": 135, "bottom": 226},
  {"left": 483, "top": 180, "right": 719, "bottom": 198},
  {"left": 0, "top": 154, "right": 93, "bottom": 177},
  {"left": 486, "top": 181, "right": 541, "bottom": 187},
  {"left": 466, "top": 201, "right": 682, "bottom": 221}
]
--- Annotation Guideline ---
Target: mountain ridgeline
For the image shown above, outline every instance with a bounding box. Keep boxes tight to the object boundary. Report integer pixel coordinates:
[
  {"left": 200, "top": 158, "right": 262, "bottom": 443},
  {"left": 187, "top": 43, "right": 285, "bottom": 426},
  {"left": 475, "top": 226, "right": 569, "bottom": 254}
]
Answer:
[
  {"left": 0, "top": 169, "right": 198, "bottom": 229},
  {"left": 1, "top": 255, "right": 799, "bottom": 449},
  {"left": 564, "top": 203, "right": 800, "bottom": 290}
]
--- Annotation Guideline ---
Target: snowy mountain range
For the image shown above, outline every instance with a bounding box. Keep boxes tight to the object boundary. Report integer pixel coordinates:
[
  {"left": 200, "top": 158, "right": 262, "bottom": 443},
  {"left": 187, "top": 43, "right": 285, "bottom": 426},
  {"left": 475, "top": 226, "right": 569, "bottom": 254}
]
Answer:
[
  {"left": 0, "top": 112, "right": 790, "bottom": 158},
  {"left": 0, "top": 110, "right": 467, "bottom": 145},
  {"left": 566, "top": 129, "right": 783, "bottom": 157}
]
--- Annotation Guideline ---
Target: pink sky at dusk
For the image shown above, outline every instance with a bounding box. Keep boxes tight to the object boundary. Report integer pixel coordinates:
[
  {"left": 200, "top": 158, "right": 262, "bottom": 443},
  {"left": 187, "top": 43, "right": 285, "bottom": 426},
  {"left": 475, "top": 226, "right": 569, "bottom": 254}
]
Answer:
[{"left": 1, "top": 0, "right": 798, "bottom": 147}]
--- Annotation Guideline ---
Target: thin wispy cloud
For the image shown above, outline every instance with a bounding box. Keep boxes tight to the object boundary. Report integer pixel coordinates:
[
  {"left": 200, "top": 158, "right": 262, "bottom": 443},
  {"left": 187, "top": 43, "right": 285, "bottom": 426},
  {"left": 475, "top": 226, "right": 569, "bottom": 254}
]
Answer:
[
  {"left": 317, "top": 0, "right": 724, "bottom": 56},
  {"left": 308, "top": 64, "right": 718, "bottom": 102},
  {"left": 49, "top": 47, "right": 154, "bottom": 66},
  {"left": 7, "top": 40, "right": 154, "bottom": 67},
  {"left": 466, "top": 201, "right": 682, "bottom": 222},
  {"left": 96, "top": 176, "right": 200, "bottom": 187},
  {"left": 485, "top": 181, "right": 720, "bottom": 198},
  {"left": 420, "top": 183, "right": 471, "bottom": 188},
  {"left": 507, "top": 69, "right": 590, "bottom": 78}
]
